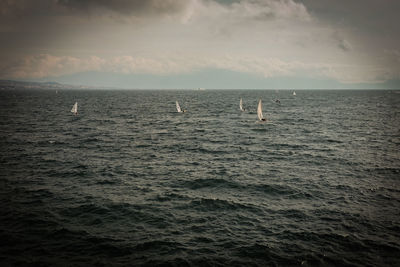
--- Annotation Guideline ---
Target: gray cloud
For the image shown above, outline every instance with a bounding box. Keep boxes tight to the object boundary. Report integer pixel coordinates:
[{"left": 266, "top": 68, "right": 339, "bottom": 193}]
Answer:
[
  {"left": 338, "top": 39, "right": 352, "bottom": 52},
  {"left": 0, "top": 0, "right": 56, "bottom": 17},
  {"left": 0, "top": 0, "right": 189, "bottom": 18},
  {"left": 332, "top": 31, "right": 352, "bottom": 52},
  {"left": 299, "top": 0, "right": 400, "bottom": 36},
  {"left": 57, "top": 0, "right": 189, "bottom": 16},
  {"left": 0, "top": 0, "right": 191, "bottom": 56}
]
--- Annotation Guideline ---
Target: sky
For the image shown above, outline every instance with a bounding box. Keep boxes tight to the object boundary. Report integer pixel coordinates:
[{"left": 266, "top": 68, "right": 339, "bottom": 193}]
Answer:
[{"left": 0, "top": 0, "right": 400, "bottom": 89}]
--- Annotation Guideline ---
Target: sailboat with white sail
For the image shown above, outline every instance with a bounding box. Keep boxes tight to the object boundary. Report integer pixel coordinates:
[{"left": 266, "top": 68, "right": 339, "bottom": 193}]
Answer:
[
  {"left": 71, "top": 102, "right": 78, "bottom": 115},
  {"left": 239, "top": 98, "right": 245, "bottom": 111},
  {"left": 257, "top": 99, "right": 267, "bottom": 121},
  {"left": 176, "top": 101, "right": 185, "bottom": 113},
  {"left": 293, "top": 91, "right": 296, "bottom": 96}
]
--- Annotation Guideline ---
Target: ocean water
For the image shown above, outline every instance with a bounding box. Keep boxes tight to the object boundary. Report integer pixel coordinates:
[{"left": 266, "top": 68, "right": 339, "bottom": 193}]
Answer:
[{"left": 0, "top": 89, "right": 399, "bottom": 266}]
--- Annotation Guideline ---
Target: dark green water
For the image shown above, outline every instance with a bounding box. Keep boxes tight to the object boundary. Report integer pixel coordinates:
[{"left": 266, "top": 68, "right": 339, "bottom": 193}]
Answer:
[{"left": 0, "top": 89, "right": 399, "bottom": 266}]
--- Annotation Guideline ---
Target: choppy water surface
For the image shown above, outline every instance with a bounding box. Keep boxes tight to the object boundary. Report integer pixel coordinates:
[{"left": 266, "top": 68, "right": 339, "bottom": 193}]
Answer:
[{"left": 0, "top": 89, "right": 399, "bottom": 266}]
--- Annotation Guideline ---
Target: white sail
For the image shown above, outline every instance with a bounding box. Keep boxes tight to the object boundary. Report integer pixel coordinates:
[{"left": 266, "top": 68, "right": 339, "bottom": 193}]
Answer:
[
  {"left": 257, "top": 99, "right": 264, "bottom": 121},
  {"left": 239, "top": 98, "right": 244, "bottom": 111},
  {"left": 293, "top": 91, "right": 296, "bottom": 96},
  {"left": 176, "top": 101, "right": 182, "bottom": 113},
  {"left": 71, "top": 102, "right": 78, "bottom": 114}
]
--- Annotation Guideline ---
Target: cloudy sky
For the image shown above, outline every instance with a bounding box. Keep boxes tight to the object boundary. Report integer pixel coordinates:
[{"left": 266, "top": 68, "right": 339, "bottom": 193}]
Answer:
[{"left": 1, "top": 0, "right": 399, "bottom": 89}]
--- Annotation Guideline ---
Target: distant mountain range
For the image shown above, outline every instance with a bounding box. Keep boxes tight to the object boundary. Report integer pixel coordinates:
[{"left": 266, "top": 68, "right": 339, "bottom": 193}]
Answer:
[{"left": 0, "top": 79, "right": 116, "bottom": 90}]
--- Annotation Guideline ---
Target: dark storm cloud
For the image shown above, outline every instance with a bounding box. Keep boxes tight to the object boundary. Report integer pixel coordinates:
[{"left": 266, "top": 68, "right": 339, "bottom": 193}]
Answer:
[
  {"left": 0, "top": 0, "right": 189, "bottom": 18},
  {"left": 0, "top": 0, "right": 190, "bottom": 53},
  {"left": 57, "top": 0, "right": 189, "bottom": 16},
  {"left": 0, "top": 0, "right": 56, "bottom": 17},
  {"left": 299, "top": 0, "right": 400, "bottom": 36}
]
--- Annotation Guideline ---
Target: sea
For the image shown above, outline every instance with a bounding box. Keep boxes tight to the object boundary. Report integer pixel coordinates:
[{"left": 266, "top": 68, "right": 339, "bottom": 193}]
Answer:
[{"left": 0, "top": 89, "right": 399, "bottom": 266}]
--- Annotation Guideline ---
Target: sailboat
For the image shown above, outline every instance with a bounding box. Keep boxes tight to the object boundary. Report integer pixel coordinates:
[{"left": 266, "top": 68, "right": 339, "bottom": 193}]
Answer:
[
  {"left": 239, "top": 98, "right": 245, "bottom": 111},
  {"left": 293, "top": 91, "right": 296, "bottom": 96},
  {"left": 71, "top": 102, "right": 78, "bottom": 115},
  {"left": 257, "top": 99, "right": 267, "bottom": 121},
  {"left": 176, "top": 101, "right": 184, "bottom": 113}
]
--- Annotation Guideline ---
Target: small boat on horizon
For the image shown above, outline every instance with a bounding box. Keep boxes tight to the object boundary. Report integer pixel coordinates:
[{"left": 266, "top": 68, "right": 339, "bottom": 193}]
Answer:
[
  {"left": 176, "top": 101, "right": 185, "bottom": 113},
  {"left": 239, "top": 98, "right": 245, "bottom": 111},
  {"left": 71, "top": 102, "right": 78, "bottom": 115},
  {"left": 293, "top": 91, "right": 296, "bottom": 96}
]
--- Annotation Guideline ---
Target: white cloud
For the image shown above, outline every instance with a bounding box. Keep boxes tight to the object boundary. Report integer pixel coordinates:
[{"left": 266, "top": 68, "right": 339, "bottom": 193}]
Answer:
[
  {"left": 2, "top": 54, "right": 105, "bottom": 79},
  {"left": 181, "top": 0, "right": 311, "bottom": 23},
  {"left": 2, "top": 53, "right": 389, "bottom": 84}
]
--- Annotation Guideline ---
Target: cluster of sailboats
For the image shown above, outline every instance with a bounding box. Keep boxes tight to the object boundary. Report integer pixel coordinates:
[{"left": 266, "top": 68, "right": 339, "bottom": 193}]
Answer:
[
  {"left": 71, "top": 91, "right": 296, "bottom": 122},
  {"left": 176, "top": 98, "right": 269, "bottom": 122}
]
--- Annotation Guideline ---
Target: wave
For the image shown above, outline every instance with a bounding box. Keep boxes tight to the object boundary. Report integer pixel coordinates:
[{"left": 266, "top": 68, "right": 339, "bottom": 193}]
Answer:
[
  {"left": 183, "top": 197, "right": 262, "bottom": 213},
  {"left": 183, "top": 178, "right": 242, "bottom": 190}
]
